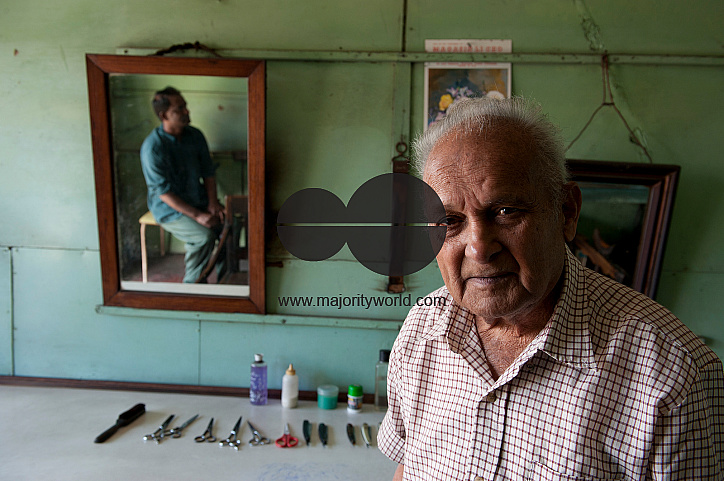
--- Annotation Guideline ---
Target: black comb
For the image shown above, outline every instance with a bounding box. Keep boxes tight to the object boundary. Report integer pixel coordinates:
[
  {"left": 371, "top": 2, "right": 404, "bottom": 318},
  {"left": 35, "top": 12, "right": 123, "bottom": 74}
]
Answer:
[{"left": 94, "top": 403, "right": 146, "bottom": 443}]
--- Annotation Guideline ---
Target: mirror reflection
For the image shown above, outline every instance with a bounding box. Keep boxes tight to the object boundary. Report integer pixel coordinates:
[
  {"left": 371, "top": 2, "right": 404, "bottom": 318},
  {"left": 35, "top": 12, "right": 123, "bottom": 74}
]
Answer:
[
  {"left": 571, "top": 181, "right": 649, "bottom": 287},
  {"left": 110, "top": 74, "right": 250, "bottom": 297}
]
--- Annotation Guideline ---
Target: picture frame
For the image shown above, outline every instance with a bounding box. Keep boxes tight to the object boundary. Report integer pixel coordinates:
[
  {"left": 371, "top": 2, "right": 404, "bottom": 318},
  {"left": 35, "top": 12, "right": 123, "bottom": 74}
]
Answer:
[
  {"left": 423, "top": 62, "right": 512, "bottom": 128},
  {"left": 567, "top": 160, "right": 680, "bottom": 299}
]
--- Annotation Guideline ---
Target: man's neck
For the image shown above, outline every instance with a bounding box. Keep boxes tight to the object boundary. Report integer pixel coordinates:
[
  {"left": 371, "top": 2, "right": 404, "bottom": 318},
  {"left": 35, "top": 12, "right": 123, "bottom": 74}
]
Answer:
[
  {"left": 475, "top": 317, "right": 548, "bottom": 380},
  {"left": 475, "top": 308, "right": 551, "bottom": 339},
  {"left": 162, "top": 124, "right": 184, "bottom": 139},
  {"left": 474, "top": 280, "right": 562, "bottom": 379}
]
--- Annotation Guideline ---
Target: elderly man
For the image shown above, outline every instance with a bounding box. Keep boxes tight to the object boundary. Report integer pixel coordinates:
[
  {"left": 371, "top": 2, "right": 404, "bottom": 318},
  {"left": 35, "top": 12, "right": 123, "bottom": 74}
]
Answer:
[
  {"left": 140, "top": 87, "right": 224, "bottom": 283},
  {"left": 378, "top": 97, "right": 723, "bottom": 480}
]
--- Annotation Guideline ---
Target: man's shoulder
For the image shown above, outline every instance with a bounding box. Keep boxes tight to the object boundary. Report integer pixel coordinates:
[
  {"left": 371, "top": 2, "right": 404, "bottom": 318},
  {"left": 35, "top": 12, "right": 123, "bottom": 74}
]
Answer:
[
  {"left": 585, "top": 268, "right": 673, "bottom": 323},
  {"left": 582, "top": 267, "right": 720, "bottom": 373},
  {"left": 558, "top": 263, "right": 723, "bottom": 413},
  {"left": 397, "top": 286, "right": 456, "bottom": 341},
  {"left": 141, "top": 126, "right": 165, "bottom": 153}
]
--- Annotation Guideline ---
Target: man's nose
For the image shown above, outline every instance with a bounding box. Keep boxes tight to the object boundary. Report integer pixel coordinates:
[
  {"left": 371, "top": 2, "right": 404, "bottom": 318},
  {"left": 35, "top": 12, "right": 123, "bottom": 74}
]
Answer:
[{"left": 464, "top": 221, "right": 501, "bottom": 262}]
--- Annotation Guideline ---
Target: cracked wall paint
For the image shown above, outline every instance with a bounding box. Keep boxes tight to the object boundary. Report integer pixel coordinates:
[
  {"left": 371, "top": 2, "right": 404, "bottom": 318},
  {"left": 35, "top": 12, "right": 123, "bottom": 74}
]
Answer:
[
  {"left": 571, "top": 1, "right": 651, "bottom": 162},
  {"left": 575, "top": 0, "right": 605, "bottom": 52}
]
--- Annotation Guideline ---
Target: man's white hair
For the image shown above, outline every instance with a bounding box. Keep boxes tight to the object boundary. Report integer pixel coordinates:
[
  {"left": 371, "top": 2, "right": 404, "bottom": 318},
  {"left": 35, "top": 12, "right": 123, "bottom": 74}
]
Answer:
[{"left": 413, "top": 97, "right": 569, "bottom": 206}]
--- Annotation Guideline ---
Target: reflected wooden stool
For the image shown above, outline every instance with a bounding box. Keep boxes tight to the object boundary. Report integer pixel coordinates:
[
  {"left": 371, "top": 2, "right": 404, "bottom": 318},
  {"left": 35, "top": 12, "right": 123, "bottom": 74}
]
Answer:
[{"left": 139, "top": 211, "right": 166, "bottom": 283}]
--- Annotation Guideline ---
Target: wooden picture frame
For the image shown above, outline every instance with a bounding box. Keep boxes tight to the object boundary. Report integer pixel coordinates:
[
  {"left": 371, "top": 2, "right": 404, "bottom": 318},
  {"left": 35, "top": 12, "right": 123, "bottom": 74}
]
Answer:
[
  {"left": 86, "top": 54, "right": 266, "bottom": 313},
  {"left": 567, "top": 160, "right": 680, "bottom": 299}
]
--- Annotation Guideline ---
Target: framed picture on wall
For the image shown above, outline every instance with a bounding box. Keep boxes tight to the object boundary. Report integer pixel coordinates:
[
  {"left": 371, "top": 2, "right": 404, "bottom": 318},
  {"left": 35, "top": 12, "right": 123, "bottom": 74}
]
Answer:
[
  {"left": 567, "top": 160, "right": 680, "bottom": 299},
  {"left": 423, "top": 62, "right": 511, "bottom": 128}
]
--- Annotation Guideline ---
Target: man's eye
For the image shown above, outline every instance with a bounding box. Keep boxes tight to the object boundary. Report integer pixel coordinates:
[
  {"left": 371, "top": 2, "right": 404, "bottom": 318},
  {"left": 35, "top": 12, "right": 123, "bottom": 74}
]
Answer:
[
  {"left": 496, "top": 207, "right": 519, "bottom": 216},
  {"left": 434, "top": 216, "right": 459, "bottom": 226}
]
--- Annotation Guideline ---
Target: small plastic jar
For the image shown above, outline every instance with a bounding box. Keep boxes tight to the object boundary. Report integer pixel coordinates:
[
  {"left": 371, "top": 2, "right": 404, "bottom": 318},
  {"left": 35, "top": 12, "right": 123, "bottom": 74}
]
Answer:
[
  {"left": 347, "top": 384, "right": 363, "bottom": 413},
  {"left": 317, "top": 384, "right": 339, "bottom": 409}
]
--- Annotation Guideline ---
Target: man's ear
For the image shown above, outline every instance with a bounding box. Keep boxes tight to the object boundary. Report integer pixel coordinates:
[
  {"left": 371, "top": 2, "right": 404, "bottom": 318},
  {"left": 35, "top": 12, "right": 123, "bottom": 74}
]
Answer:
[{"left": 561, "top": 182, "right": 582, "bottom": 242}]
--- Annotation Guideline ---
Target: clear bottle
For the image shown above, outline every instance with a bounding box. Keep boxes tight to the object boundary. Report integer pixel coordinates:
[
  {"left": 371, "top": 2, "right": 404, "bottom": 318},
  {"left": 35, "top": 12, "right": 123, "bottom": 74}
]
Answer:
[
  {"left": 250, "top": 353, "right": 268, "bottom": 405},
  {"left": 281, "top": 363, "right": 299, "bottom": 408},
  {"left": 374, "top": 349, "right": 391, "bottom": 410}
]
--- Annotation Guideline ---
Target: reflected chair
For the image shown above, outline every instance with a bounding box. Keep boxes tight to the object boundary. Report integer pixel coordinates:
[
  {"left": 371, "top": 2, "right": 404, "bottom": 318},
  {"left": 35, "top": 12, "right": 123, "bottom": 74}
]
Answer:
[{"left": 139, "top": 211, "right": 166, "bottom": 283}]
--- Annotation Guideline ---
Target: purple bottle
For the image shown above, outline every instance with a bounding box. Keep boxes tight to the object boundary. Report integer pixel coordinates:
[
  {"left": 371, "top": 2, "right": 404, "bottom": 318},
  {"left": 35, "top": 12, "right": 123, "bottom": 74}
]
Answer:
[{"left": 250, "top": 353, "right": 268, "bottom": 405}]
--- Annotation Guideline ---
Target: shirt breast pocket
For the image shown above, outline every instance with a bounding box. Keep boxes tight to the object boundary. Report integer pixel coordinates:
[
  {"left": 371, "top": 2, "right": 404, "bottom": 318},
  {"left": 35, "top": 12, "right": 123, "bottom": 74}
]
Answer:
[{"left": 525, "top": 461, "right": 624, "bottom": 481}]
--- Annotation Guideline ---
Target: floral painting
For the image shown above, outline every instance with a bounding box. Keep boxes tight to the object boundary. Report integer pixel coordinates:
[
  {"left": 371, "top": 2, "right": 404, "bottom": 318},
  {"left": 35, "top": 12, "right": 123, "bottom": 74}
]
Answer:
[{"left": 424, "top": 62, "right": 511, "bottom": 128}]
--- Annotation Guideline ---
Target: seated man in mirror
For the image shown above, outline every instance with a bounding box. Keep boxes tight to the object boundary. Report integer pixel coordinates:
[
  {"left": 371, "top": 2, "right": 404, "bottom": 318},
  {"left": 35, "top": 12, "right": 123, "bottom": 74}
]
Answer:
[{"left": 140, "top": 86, "right": 225, "bottom": 283}]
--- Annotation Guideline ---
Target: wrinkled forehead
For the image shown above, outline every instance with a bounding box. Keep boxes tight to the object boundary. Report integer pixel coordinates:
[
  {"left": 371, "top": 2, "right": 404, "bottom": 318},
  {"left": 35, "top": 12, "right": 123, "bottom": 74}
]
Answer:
[{"left": 423, "top": 123, "right": 540, "bottom": 186}]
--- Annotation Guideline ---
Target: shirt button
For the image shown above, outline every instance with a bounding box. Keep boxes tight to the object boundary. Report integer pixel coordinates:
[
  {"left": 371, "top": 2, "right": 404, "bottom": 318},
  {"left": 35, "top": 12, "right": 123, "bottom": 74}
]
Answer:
[
  {"left": 474, "top": 477, "right": 484, "bottom": 481},
  {"left": 485, "top": 392, "right": 497, "bottom": 403}
]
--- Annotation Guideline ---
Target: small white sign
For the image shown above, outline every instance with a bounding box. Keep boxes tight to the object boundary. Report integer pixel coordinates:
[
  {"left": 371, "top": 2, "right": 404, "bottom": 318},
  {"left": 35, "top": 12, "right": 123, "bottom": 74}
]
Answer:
[{"left": 424, "top": 39, "right": 512, "bottom": 53}]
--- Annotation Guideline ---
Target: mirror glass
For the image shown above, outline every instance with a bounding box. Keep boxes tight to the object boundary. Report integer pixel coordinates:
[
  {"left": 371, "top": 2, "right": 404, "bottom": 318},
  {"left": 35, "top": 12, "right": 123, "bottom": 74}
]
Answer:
[
  {"left": 567, "top": 160, "right": 680, "bottom": 298},
  {"left": 110, "top": 73, "right": 249, "bottom": 297},
  {"left": 86, "top": 55, "right": 265, "bottom": 313}
]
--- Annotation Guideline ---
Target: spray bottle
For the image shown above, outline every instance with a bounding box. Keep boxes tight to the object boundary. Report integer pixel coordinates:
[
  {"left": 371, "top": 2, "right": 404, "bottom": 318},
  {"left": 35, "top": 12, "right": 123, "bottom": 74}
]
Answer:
[{"left": 250, "top": 353, "right": 268, "bottom": 405}]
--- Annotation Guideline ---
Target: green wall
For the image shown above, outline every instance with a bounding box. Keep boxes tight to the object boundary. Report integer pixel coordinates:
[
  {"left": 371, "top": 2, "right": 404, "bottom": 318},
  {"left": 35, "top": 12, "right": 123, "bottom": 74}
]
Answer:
[{"left": 1, "top": 0, "right": 722, "bottom": 393}]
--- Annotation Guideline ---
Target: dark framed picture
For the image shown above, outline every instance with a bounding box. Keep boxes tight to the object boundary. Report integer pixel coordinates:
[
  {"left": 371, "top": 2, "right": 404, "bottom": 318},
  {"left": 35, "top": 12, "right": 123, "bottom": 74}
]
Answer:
[{"left": 567, "top": 160, "right": 680, "bottom": 299}]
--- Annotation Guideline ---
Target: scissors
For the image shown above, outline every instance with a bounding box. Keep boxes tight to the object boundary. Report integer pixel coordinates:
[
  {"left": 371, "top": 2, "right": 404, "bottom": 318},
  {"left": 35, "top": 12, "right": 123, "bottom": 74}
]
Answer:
[
  {"left": 143, "top": 414, "right": 175, "bottom": 444},
  {"left": 195, "top": 418, "right": 217, "bottom": 443},
  {"left": 247, "top": 421, "right": 271, "bottom": 446},
  {"left": 166, "top": 414, "right": 198, "bottom": 439},
  {"left": 220, "top": 416, "right": 243, "bottom": 450},
  {"left": 275, "top": 423, "right": 298, "bottom": 448}
]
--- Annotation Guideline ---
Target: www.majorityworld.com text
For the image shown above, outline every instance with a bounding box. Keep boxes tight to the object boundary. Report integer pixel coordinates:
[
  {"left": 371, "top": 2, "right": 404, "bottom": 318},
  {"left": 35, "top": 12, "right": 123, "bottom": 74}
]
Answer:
[{"left": 277, "top": 293, "right": 448, "bottom": 310}]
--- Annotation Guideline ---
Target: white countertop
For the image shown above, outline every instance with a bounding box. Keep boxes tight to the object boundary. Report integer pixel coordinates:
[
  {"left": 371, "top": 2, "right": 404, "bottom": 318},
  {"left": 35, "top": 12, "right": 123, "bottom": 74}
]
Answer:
[{"left": 0, "top": 385, "right": 397, "bottom": 480}]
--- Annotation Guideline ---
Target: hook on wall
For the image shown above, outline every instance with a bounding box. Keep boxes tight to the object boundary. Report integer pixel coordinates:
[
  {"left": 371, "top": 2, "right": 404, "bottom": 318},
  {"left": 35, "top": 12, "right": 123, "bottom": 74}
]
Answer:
[
  {"left": 567, "top": 54, "right": 653, "bottom": 163},
  {"left": 152, "top": 41, "right": 223, "bottom": 58},
  {"left": 388, "top": 139, "right": 411, "bottom": 294}
]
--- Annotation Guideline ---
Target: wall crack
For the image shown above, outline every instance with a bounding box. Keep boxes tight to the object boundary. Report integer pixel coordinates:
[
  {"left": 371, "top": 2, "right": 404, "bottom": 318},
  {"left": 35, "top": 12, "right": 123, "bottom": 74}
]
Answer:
[{"left": 574, "top": 0, "right": 605, "bottom": 52}]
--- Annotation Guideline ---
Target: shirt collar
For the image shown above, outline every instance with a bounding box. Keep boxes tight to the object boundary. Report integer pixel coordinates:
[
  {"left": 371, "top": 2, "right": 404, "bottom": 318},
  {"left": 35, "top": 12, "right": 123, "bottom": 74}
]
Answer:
[
  {"left": 539, "top": 246, "right": 597, "bottom": 370},
  {"left": 156, "top": 124, "right": 188, "bottom": 142},
  {"left": 418, "top": 289, "right": 471, "bottom": 347}
]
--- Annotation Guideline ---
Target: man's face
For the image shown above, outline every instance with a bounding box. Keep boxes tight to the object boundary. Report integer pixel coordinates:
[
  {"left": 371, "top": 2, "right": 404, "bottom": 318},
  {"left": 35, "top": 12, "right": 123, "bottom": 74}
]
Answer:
[
  {"left": 424, "top": 125, "right": 579, "bottom": 325},
  {"left": 162, "top": 95, "right": 190, "bottom": 130}
]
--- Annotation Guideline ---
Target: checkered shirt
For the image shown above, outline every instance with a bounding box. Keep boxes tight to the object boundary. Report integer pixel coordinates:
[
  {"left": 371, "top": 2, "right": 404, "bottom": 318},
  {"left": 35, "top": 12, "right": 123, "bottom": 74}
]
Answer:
[{"left": 378, "top": 248, "right": 723, "bottom": 480}]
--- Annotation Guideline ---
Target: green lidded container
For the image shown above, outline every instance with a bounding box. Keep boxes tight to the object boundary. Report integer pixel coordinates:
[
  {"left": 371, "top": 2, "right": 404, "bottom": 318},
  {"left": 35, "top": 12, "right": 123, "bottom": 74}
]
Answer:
[
  {"left": 317, "top": 384, "right": 339, "bottom": 409},
  {"left": 347, "top": 384, "right": 363, "bottom": 412}
]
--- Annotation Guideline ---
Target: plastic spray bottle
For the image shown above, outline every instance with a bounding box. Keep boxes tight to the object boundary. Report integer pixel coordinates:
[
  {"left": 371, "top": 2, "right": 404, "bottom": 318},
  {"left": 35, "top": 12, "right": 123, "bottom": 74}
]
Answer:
[{"left": 250, "top": 353, "right": 268, "bottom": 405}]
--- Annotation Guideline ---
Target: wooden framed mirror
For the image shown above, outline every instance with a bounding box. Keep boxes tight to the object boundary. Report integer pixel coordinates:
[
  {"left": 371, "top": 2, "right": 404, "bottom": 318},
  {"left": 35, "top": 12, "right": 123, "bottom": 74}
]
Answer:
[
  {"left": 567, "top": 160, "right": 679, "bottom": 299},
  {"left": 86, "top": 54, "right": 265, "bottom": 313}
]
